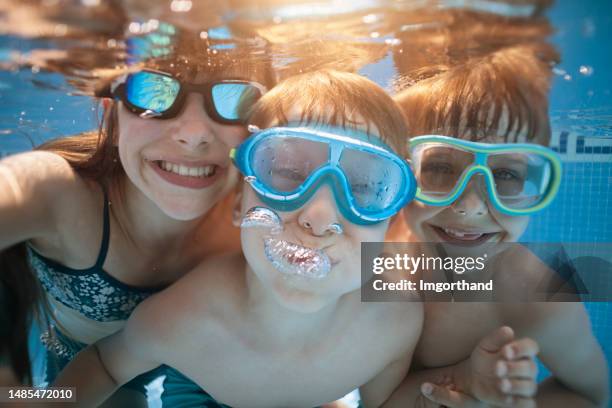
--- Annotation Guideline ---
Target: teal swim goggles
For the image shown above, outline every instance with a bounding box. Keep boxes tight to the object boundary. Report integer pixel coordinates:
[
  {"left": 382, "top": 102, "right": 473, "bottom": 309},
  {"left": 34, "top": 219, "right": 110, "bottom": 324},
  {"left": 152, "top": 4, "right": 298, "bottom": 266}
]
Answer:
[
  {"left": 230, "top": 125, "right": 417, "bottom": 225},
  {"left": 408, "top": 135, "right": 562, "bottom": 216}
]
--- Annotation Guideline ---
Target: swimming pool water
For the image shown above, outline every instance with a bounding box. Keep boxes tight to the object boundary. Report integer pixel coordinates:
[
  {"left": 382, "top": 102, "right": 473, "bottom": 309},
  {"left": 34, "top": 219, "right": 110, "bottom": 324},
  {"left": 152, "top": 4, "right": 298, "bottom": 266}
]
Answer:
[{"left": 1, "top": 0, "right": 611, "bottom": 404}]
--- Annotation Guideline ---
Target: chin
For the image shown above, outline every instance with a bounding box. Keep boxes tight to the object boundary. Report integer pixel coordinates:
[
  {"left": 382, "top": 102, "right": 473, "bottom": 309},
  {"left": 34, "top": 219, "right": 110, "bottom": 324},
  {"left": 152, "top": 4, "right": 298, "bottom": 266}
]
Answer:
[
  {"left": 271, "top": 278, "right": 331, "bottom": 313},
  {"left": 155, "top": 198, "right": 217, "bottom": 221}
]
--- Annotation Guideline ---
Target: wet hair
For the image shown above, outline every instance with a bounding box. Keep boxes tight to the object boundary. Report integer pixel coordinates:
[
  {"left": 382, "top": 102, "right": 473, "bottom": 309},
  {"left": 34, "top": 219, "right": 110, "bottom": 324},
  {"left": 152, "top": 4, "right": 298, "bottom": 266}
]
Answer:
[
  {"left": 394, "top": 43, "right": 557, "bottom": 144},
  {"left": 247, "top": 69, "right": 409, "bottom": 152},
  {"left": 391, "top": 7, "right": 555, "bottom": 90}
]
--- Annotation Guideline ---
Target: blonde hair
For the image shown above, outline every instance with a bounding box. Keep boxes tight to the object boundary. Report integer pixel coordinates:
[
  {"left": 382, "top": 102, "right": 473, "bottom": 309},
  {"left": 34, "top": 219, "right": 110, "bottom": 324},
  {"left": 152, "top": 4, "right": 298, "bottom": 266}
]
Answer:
[
  {"left": 395, "top": 43, "right": 556, "bottom": 144},
  {"left": 247, "top": 69, "right": 408, "bottom": 152}
]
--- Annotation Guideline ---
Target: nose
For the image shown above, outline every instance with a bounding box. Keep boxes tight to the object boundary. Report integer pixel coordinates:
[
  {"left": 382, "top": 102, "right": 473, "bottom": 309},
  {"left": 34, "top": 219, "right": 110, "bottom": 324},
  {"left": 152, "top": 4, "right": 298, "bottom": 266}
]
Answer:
[
  {"left": 451, "top": 176, "right": 489, "bottom": 217},
  {"left": 172, "top": 93, "right": 216, "bottom": 149},
  {"left": 297, "top": 185, "right": 342, "bottom": 237}
]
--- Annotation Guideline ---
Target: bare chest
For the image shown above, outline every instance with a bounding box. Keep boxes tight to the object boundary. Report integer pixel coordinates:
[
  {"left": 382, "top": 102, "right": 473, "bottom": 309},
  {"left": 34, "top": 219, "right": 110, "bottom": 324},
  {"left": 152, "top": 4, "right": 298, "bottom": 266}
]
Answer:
[
  {"left": 172, "top": 321, "right": 399, "bottom": 408},
  {"left": 414, "top": 302, "right": 504, "bottom": 368},
  {"left": 104, "top": 223, "right": 240, "bottom": 288}
]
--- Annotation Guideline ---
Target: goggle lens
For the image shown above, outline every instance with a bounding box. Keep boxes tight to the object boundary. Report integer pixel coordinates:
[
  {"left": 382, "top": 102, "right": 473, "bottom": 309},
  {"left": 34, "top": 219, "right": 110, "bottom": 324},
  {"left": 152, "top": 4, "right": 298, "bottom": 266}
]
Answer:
[
  {"left": 211, "top": 83, "right": 262, "bottom": 122},
  {"left": 339, "top": 149, "right": 404, "bottom": 211},
  {"left": 412, "top": 144, "right": 473, "bottom": 197},
  {"left": 487, "top": 152, "right": 553, "bottom": 209},
  {"left": 124, "top": 71, "right": 180, "bottom": 113},
  {"left": 251, "top": 136, "right": 328, "bottom": 193}
]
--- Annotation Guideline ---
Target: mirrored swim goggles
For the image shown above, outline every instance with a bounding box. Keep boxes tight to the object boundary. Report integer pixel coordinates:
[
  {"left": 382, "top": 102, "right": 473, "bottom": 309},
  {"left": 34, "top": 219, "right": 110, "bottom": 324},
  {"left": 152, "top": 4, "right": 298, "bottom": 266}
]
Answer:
[
  {"left": 408, "top": 135, "right": 562, "bottom": 215},
  {"left": 99, "top": 69, "right": 266, "bottom": 124},
  {"left": 231, "top": 125, "right": 417, "bottom": 225}
]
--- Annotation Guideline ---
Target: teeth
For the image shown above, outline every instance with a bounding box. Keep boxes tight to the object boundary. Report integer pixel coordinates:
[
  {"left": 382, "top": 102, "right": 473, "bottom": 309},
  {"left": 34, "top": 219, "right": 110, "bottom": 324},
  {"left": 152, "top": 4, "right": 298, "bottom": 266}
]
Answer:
[
  {"left": 158, "top": 161, "right": 216, "bottom": 178},
  {"left": 443, "top": 227, "right": 484, "bottom": 240},
  {"left": 445, "top": 228, "right": 465, "bottom": 238}
]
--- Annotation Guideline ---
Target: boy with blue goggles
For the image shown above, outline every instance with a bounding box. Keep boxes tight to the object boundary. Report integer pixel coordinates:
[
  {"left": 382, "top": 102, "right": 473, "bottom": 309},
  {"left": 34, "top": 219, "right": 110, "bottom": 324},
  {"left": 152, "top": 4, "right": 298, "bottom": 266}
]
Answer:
[{"left": 231, "top": 125, "right": 417, "bottom": 225}]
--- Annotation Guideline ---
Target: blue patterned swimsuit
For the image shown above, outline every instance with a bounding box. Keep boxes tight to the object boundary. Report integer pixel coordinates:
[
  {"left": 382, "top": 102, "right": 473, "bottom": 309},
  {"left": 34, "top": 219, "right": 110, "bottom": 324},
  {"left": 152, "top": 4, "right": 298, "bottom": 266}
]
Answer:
[{"left": 27, "top": 188, "right": 229, "bottom": 407}]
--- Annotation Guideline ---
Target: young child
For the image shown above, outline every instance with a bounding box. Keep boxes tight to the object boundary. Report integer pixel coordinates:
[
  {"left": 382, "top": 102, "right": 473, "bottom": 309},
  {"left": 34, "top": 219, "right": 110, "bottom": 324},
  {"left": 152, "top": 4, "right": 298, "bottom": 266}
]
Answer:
[
  {"left": 0, "top": 41, "right": 271, "bottom": 404},
  {"left": 388, "top": 44, "right": 609, "bottom": 407},
  {"left": 52, "top": 70, "right": 424, "bottom": 407}
]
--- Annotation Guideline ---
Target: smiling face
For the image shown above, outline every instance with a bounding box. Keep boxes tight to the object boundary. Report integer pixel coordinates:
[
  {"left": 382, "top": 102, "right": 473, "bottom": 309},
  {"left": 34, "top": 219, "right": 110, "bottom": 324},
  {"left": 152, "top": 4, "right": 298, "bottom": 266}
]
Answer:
[
  {"left": 117, "top": 75, "right": 247, "bottom": 221},
  {"left": 404, "top": 129, "right": 550, "bottom": 246}
]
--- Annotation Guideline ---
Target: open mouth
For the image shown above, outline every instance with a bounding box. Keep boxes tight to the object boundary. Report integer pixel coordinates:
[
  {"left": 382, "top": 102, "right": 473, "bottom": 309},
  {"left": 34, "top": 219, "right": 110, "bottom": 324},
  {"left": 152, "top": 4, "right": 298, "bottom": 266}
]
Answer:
[
  {"left": 430, "top": 224, "right": 498, "bottom": 245},
  {"left": 149, "top": 160, "right": 223, "bottom": 189}
]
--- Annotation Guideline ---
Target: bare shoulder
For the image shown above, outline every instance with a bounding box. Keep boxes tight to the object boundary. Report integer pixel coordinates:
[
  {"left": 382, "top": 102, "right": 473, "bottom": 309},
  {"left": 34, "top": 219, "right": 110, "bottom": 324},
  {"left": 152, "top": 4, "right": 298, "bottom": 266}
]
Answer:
[
  {"left": 1, "top": 150, "right": 101, "bottom": 213},
  {"left": 358, "top": 291, "right": 423, "bottom": 347},
  {"left": 173, "top": 252, "right": 246, "bottom": 302},
  {"left": 131, "top": 252, "right": 246, "bottom": 343},
  {"left": 0, "top": 150, "right": 99, "bottom": 246},
  {"left": 1, "top": 150, "right": 84, "bottom": 190},
  {"left": 501, "top": 301, "right": 589, "bottom": 340},
  {"left": 492, "top": 245, "right": 577, "bottom": 301}
]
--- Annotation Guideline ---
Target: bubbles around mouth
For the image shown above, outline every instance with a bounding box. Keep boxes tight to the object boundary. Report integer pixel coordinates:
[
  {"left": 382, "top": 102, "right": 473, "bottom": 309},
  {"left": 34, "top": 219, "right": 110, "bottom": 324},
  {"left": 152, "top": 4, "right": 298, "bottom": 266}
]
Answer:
[
  {"left": 264, "top": 238, "right": 331, "bottom": 280},
  {"left": 240, "top": 206, "right": 283, "bottom": 234}
]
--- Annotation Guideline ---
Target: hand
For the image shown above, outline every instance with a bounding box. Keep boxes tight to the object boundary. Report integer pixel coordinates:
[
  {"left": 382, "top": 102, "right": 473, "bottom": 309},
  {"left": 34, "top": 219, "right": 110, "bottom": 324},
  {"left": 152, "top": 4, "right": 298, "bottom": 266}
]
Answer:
[{"left": 421, "top": 326, "right": 539, "bottom": 408}]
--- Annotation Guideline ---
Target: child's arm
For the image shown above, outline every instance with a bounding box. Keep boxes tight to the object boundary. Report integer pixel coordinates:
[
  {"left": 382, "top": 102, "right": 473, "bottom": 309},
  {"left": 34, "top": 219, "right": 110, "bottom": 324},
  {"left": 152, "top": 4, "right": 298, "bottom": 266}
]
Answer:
[
  {"left": 0, "top": 151, "right": 83, "bottom": 250},
  {"left": 511, "top": 302, "right": 609, "bottom": 408},
  {"left": 52, "top": 297, "right": 165, "bottom": 407},
  {"left": 384, "top": 326, "right": 539, "bottom": 408},
  {"left": 359, "top": 304, "right": 424, "bottom": 408},
  {"left": 360, "top": 356, "right": 415, "bottom": 408}
]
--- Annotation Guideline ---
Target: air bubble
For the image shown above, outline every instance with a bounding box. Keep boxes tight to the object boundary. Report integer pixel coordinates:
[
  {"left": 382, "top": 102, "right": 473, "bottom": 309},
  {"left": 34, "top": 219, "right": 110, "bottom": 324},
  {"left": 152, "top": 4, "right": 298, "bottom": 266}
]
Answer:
[{"left": 579, "top": 65, "right": 593, "bottom": 76}]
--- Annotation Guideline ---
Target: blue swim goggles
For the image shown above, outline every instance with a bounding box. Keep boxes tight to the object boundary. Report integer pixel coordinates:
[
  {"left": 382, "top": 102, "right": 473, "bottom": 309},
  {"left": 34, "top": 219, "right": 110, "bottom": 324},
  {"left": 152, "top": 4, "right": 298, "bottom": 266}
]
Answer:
[
  {"left": 230, "top": 125, "right": 417, "bottom": 225},
  {"left": 409, "top": 135, "right": 562, "bottom": 216}
]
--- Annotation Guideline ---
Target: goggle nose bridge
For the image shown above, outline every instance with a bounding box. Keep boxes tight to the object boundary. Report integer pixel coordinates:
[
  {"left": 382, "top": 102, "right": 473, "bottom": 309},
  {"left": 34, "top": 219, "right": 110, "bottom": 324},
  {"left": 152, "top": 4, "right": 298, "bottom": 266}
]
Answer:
[{"left": 439, "top": 164, "right": 496, "bottom": 205}]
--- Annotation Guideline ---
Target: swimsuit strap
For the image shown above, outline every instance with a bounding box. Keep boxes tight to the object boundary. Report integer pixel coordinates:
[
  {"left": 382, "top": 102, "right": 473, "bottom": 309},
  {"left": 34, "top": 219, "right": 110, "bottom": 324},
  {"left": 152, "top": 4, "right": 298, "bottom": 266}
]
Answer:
[{"left": 93, "top": 185, "right": 110, "bottom": 270}]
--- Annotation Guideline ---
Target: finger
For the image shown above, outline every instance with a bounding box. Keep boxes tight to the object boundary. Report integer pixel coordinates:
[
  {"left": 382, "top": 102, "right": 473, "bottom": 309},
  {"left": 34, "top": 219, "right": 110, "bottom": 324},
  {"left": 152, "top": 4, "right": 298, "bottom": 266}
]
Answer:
[
  {"left": 499, "top": 378, "right": 538, "bottom": 398},
  {"left": 496, "top": 359, "right": 538, "bottom": 379},
  {"left": 421, "top": 383, "right": 481, "bottom": 408},
  {"left": 478, "top": 326, "right": 515, "bottom": 354},
  {"left": 502, "top": 338, "right": 539, "bottom": 360}
]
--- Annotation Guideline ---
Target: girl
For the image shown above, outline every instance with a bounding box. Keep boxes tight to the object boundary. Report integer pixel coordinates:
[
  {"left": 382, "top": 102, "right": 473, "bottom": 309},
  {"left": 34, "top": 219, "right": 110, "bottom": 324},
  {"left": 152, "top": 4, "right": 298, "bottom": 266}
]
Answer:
[{"left": 0, "top": 44, "right": 272, "bottom": 405}]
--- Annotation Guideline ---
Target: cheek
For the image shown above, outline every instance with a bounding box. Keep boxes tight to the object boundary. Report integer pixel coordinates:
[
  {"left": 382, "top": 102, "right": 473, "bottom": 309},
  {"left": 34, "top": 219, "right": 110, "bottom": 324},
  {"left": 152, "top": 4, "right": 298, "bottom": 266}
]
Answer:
[
  {"left": 403, "top": 202, "right": 443, "bottom": 230},
  {"left": 117, "top": 110, "right": 163, "bottom": 156},
  {"left": 345, "top": 221, "right": 389, "bottom": 247},
  {"left": 495, "top": 214, "right": 530, "bottom": 241},
  {"left": 240, "top": 187, "right": 265, "bottom": 215},
  {"left": 217, "top": 125, "right": 248, "bottom": 148}
]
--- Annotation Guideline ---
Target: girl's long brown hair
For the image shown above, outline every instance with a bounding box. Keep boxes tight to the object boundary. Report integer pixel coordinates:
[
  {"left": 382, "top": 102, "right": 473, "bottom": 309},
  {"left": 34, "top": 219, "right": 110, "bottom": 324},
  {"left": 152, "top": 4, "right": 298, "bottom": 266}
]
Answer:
[{"left": 0, "top": 101, "right": 120, "bottom": 384}]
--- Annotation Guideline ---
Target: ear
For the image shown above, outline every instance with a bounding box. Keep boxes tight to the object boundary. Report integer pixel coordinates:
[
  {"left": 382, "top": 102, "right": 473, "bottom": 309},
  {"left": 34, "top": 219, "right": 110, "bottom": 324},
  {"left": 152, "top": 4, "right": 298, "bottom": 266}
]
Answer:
[{"left": 231, "top": 184, "right": 244, "bottom": 227}]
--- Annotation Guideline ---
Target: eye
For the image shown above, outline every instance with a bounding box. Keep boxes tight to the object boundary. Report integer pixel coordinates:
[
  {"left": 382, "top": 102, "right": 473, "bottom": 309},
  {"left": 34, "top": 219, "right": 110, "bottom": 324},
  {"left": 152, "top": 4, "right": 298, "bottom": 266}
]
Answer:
[
  {"left": 272, "top": 167, "right": 307, "bottom": 181},
  {"left": 493, "top": 169, "right": 522, "bottom": 181},
  {"left": 351, "top": 180, "right": 384, "bottom": 195},
  {"left": 351, "top": 183, "right": 369, "bottom": 194},
  {"left": 422, "top": 162, "right": 455, "bottom": 174}
]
